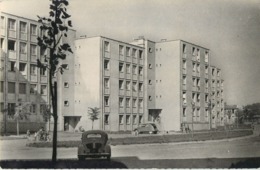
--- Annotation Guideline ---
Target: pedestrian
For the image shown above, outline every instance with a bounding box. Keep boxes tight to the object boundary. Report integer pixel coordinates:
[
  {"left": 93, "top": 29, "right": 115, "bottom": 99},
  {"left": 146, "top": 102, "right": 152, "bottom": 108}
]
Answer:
[{"left": 26, "top": 130, "right": 30, "bottom": 140}]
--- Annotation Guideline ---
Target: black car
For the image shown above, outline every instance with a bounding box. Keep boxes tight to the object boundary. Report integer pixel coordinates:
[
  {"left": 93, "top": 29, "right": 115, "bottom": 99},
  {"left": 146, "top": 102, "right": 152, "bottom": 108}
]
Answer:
[
  {"left": 134, "top": 123, "right": 158, "bottom": 134},
  {"left": 78, "top": 130, "right": 111, "bottom": 160}
]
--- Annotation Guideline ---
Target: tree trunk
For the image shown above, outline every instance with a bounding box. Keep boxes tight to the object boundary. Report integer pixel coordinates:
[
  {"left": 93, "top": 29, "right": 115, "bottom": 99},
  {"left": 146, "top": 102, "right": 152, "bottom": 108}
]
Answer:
[
  {"left": 52, "top": 82, "right": 58, "bottom": 163},
  {"left": 92, "top": 120, "right": 94, "bottom": 130},
  {"left": 16, "top": 119, "right": 19, "bottom": 136}
]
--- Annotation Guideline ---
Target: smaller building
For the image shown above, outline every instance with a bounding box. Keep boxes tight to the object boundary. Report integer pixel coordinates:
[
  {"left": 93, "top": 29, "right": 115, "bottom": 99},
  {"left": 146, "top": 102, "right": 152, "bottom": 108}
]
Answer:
[{"left": 224, "top": 103, "right": 238, "bottom": 125}]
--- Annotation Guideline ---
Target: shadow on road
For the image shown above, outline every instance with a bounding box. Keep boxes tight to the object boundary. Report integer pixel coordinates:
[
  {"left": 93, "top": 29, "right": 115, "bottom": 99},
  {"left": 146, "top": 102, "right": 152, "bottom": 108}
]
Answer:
[{"left": 0, "top": 157, "right": 259, "bottom": 169}]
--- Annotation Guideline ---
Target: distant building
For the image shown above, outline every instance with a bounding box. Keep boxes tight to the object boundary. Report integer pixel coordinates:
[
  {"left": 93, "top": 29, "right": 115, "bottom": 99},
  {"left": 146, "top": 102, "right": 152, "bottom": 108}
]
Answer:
[
  {"left": 59, "top": 36, "right": 225, "bottom": 132},
  {"left": 224, "top": 103, "right": 238, "bottom": 124}
]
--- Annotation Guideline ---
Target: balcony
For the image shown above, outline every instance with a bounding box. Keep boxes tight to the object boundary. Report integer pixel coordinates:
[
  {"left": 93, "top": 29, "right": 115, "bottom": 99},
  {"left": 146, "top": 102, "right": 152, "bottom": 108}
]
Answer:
[
  {"left": 119, "top": 72, "right": 124, "bottom": 79},
  {"left": 138, "top": 91, "right": 143, "bottom": 97},
  {"left": 104, "top": 70, "right": 110, "bottom": 76},
  {"left": 20, "top": 32, "right": 27, "bottom": 40},
  {"left": 139, "top": 107, "right": 143, "bottom": 113},
  {"left": 30, "top": 75, "right": 38, "bottom": 82},
  {"left": 126, "top": 56, "right": 131, "bottom": 62},
  {"left": 133, "top": 107, "right": 138, "bottom": 113},
  {"left": 132, "top": 91, "right": 137, "bottom": 97},
  {"left": 104, "top": 51, "right": 110, "bottom": 58},
  {"left": 182, "top": 84, "right": 187, "bottom": 90},
  {"left": 8, "top": 50, "right": 16, "bottom": 59},
  {"left": 8, "top": 30, "right": 16, "bottom": 38},
  {"left": 139, "top": 59, "right": 143, "bottom": 65},
  {"left": 126, "top": 90, "right": 131, "bottom": 96},
  {"left": 104, "top": 88, "right": 110, "bottom": 94},
  {"left": 126, "top": 108, "right": 131, "bottom": 113},
  {"left": 119, "top": 107, "right": 124, "bottom": 113},
  {"left": 119, "top": 55, "right": 124, "bottom": 61},
  {"left": 104, "top": 106, "right": 110, "bottom": 112},
  {"left": 138, "top": 74, "right": 143, "bottom": 80},
  {"left": 19, "top": 53, "right": 27, "bottom": 61},
  {"left": 40, "top": 76, "right": 47, "bottom": 83},
  {"left": 30, "top": 55, "right": 37, "bottom": 63},
  {"left": 126, "top": 73, "right": 131, "bottom": 79},
  {"left": 182, "top": 68, "right": 187, "bottom": 74},
  {"left": 30, "top": 34, "right": 37, "bottom": 42},
  {"left": 192, "top": 71, "right": 197, "bottom": 77},
  {"left": 133, "top": 74, "right": 137, "bottom": 80},
  {"left": 133, "top": 58, "right": 137, "bottom": 64},
  {"left": 119, "top": 89, "right": 124, "bottom": 96}
]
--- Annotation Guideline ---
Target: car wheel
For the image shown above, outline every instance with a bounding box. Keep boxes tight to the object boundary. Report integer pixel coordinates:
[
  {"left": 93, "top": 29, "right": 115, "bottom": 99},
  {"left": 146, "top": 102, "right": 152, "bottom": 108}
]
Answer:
[
  {"left": 78, "top": 155, "right": 85, "bottom": 161},
  {"left": 107, "top": 155, "right": 111, "bottom": 161}
]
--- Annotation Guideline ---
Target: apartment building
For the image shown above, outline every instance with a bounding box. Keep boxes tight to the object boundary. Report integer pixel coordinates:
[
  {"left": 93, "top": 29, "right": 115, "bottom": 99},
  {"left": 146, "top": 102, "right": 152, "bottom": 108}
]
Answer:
[
  {"left": 0, "top": 12, "right": 76, "bottom": 134},
  {"left": 210, "top": 66, "right": 225, "bottom": 128}
]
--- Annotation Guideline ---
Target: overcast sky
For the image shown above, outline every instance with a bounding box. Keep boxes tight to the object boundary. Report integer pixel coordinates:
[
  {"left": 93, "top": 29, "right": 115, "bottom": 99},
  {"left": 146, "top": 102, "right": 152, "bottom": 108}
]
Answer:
[{"left": 1, "top": 0, "right": 260, "bottom": 106}]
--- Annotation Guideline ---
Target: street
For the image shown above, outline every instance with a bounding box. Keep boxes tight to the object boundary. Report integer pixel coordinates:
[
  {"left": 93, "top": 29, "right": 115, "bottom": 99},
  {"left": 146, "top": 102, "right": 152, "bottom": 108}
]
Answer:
[{"left": 1, "top": 135, "right": 260, "bottom": 168}]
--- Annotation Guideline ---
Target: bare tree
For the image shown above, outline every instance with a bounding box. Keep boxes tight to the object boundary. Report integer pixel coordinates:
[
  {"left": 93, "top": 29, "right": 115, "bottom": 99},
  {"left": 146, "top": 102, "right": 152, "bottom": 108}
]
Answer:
[{"left": 36, "top": 0, "right": 73, "bottom": 163}]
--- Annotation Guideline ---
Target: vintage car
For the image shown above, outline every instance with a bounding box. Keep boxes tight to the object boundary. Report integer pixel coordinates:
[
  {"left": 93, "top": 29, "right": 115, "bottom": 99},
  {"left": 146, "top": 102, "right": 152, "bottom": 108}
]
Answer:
[
  {"left": 134, "top": 123, "right": 158, "bottom": 134},
  {"left": 78, "top": 130, "right": 111, "bottom": 160}
]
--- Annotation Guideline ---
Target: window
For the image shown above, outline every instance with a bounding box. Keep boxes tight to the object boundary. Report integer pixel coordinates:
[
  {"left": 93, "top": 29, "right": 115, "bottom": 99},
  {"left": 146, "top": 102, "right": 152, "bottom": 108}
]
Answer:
[
  {"left": 138, "top": 66, "right": 143, "bottom": 75},
  {"left": 104, "top": 60, "right": 109, "bottom": 70},
  {"left": 183, "top": 44, "right": 186, "bottom": 53},
  {"left": 205, "top": 94, "right": 208, "bottom": 102},
  {"left": 20, "top": 21, "right": 27, "bottom": 32},
  {"left": 8, "top": 82, "right": 15, "bottom": 93},
  {"left": 30, "top": 24, "right": 37, "bottom": 35},
  {"left": 132, "top": 81, "right": 137, "bottom": 92},
  {"left": 133, "top": 98, "right": 137, "bottom": 107},
  {"left": 139, "top": 50, "right": 143, "bottom": 59},
  {"left": 132, "top": 49, "right": 137, "bottom": 58},
  {"left": 64, "top": 100, "right": 69, "bottom": 106},
  {"left": 30, "top": 64, "right": 37, "bottom": 75},
  {"left": 205, "top": 65, "right": 208, "bottom": 74},
  {"left": 139, "top": 115, "right": 143, "bottom": 123},
  {"left": 30, "top": 84, "right": 37, "bottom": 94},
  {"left": 148, "top": 80, "right": 152, "bottom": 85},
  {"left": 192, "top": 47, "right": 196, "bottom": 55},
  {"left": 197, "top": 63, "right": 200, "bottom": 73},
  {"left": 9, "top": 61, "right": 16, "bottom": 72},
  {"left": 126, "top": 47, "right": 130, "bottom": 56},
  {"left": 205, "top": 79, "right": 209, "bottom": 88},
  {"left": 132, "top": 65, "right": 137, "bottom": 74},
  {"left": 104, "top": 96, "right": 109, "bottom": 106},
  {"left": 119, "top": 115, "right": 124, "bottom": 124},
  {"left": 64, "top": 82, "right": 69, "bottom": 88},
  {"left": 126, "top": 81, "right": 130, "bottom": 90},
  {"left": 149, "top": 96, "right": 152, "bottom": 101},
  {"left": 133, "top": 115, "right": 137, "bottom": 124},
  {"left": 205, "top": 51, "right": 209, "bottom": 62},
  {"left": 119, "top": 80, "right": 124, "bottom": 90},
  {"left": 138, "top": 83, "right": 143, "bottom": 92},
  {"left": 149, "top": 64, "right": 152, "bottom": 69},
  {"left": 104, "top": 78, "right": 109, "bottom": 88},
  {"left": 126, "top": 64, "right": 130, "bottom": 73},
  {"left": 192, "top": 78, "right": 196, "bottom": 87},
  {"left": 40, "top": 67, "right": 47, "bottom": 76},
  {"left": 40, "top": 85, "right": 47, "bottom": 95},
  {"left": 192, "top": 108, "right": 196, "bottom": 117},
  {"left": 182, "top": 91, "right": 187, "bottom": 104},
  {"left": 124, "top": 98, "right": 130, "bottom": 108},
  {"left": 40, "top": 47, "right": 46, "bottom": 56},
  {"left": 119, "top": 63, "right": 124, "bottom": 72},
  {"left": 192, "top": 93, "right": 196, "bottom": 103},
  {"left": 20, "top": 42, "right": 27, "bottom": 53},
  {"left": 0, "top": 81, "right": 3, "bottom": 92},
  {"left": 197, "top": 49, "right": 200, "bottom": 60},
  {"left": 148, "top": 48, "right": 152, "bottom": 53},
  {"left": 183, "top": 60, "right": 186, "bottom": 70},
  {"left": 196, "top": 78, "right": 200, "bottom": 87},
  {"left": 197, "top": 93, "right": 200, "bottom": 102},
  {"left": 126, "top": 115, "right": 130, "bottom": 125},
  {"left": 30, "top": 44, "right": 37, "bottom": 55},
  {"left": 182, "top": 76, "right": 186, "bottom": 85},
  {"left": 8, "top": 103, "right": 16, "bottom": 116},
  {"left": 119, "top": 45, "right": 124, "bottom": 55},
  {"left": 30, "top": 104, "right": 36, "bottom": 113},
  {"left": 19, "top": 83, "right": 26, "bottom": 94},
  {"left": 8, "top": 19, "right": 16, "bottom": 30},
  {"left": 138, "top": 99, "right": 143, "bottom": 108},
  {"left": 212, "top": 68, "right": 215, "bottom": 76},
  {"left": 183, "top": 107, "right": 186, "bottom": 117},
  {"left": 217, "top": 70, "right": 220, "bottom": 76},
  {"left": 197, "top": 108, "right": 200, "bottom": 119},
  {"left": 104, "top": 41, "right": 109, "bottom": 52},
  {"left": 8, "top": 40, "right": 16, "bottom": 51},
  {"left": 63, "top": 64, "right": 69, "bottom": 70},
  {"left": 192, "top": 62, "right": 196, "bottom": 72},
  {"left": 104, "top": 115, "right": 109, "bottom": 125}
]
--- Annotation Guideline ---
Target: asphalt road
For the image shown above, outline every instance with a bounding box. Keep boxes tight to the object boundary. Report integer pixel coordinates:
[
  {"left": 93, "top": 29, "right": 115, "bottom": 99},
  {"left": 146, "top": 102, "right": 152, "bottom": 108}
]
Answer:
[{"left": 1, "top": 135, "right": 260, "bottom": 168}]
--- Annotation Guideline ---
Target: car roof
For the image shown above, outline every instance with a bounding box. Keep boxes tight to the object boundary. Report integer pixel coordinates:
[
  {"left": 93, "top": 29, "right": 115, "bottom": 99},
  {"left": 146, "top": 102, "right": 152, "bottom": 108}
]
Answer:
[{"left": 82, "top": 130, "right": 108, "bottom": 136}]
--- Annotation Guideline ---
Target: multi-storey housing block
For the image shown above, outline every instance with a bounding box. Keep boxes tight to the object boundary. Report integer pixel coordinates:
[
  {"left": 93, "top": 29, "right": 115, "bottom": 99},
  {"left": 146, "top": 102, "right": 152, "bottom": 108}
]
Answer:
[{"left": 0, "top": 12, "right": 76, "bottom": 134}]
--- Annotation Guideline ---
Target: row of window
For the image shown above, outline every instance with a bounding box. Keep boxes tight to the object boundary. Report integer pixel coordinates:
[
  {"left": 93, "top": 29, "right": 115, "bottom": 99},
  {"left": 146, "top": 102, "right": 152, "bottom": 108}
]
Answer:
[
  {"left": 2, "top": 82, "right": 47, "bottom": 95},
  {"left": 104, "top": 78, "right": 143, "bottom": 91},
  {"left": 3, "top": 39, "right": 41, "bottom": 54},
  {"left": 182, "top": 91, "right": 209, "bottom": 104},
  {"left": 104, "top": 41, "right": 143, "bottom": 59},
  {"left": 6, "top": 102, "right": 48, "bottom": 115},
  {"left": 182, "top": 60, "right": 209, "bottom": 74},
  {"left": 118, "top": 114, "right": 143, "bottom": 125},
  {"left": 7, "top": 61, "right": 47, "bottom": 76},
  {"left": 1, "top": 16, "right": 38, "bottom": 35},
  {"left": 182, "top": 44, "right": 209, "bottom": 63}
]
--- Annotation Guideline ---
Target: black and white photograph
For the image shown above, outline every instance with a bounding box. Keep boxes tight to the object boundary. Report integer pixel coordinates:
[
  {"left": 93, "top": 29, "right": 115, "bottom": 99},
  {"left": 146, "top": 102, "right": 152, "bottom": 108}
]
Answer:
[{"left": 0, "top": 0, "right": 260, "bottom": 168}]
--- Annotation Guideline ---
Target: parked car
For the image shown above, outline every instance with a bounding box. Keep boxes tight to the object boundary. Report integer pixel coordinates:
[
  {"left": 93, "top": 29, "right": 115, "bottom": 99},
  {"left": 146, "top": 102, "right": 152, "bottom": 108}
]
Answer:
[
  {"left": 78, "top": 130, "right": 111, "bottom": 160},
  {"left": 134, "top": 123, "right": 158, "bottom": 134}
]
